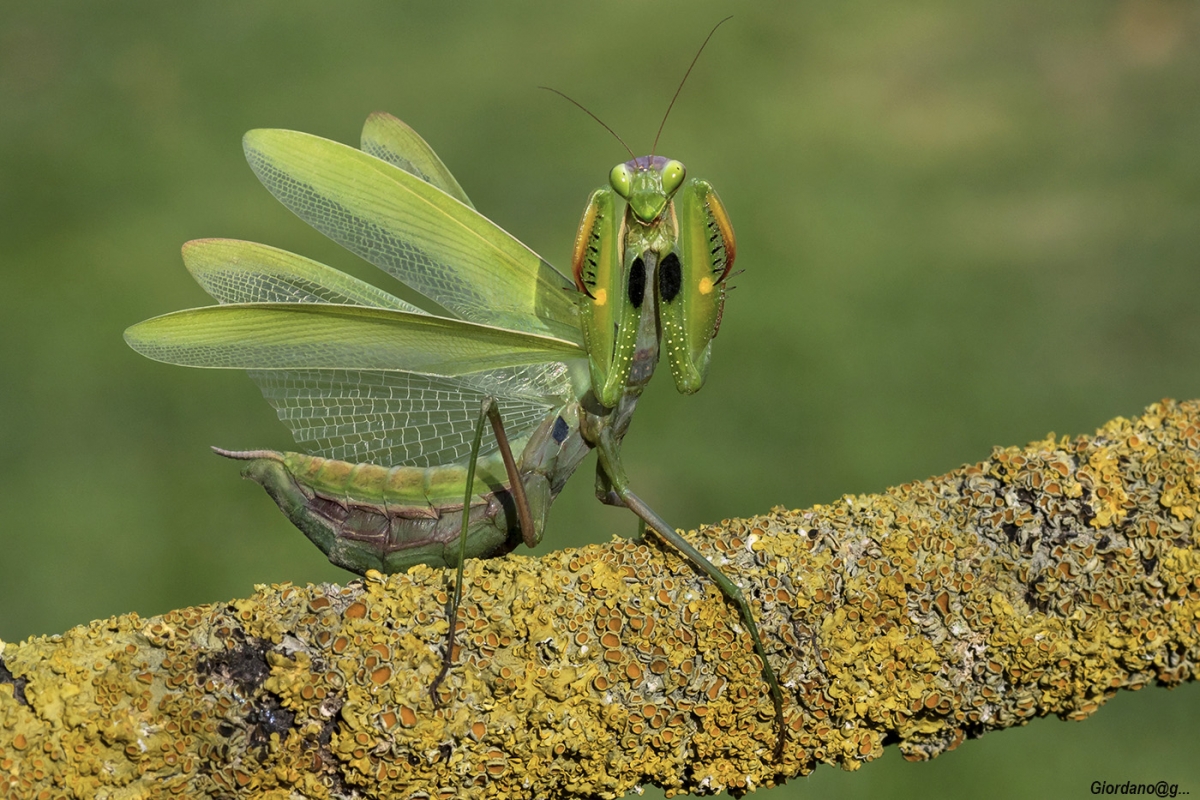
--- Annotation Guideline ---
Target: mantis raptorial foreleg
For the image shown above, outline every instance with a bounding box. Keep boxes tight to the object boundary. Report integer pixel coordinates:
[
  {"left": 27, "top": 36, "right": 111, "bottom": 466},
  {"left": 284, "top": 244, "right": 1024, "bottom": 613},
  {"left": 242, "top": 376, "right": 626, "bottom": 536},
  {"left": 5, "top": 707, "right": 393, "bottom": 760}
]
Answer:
[
  {"left": 430, "top": 397, "right": 534, "bottom": 703},
  {"left": 594, "top": 430, "right": 787, "bottom": 760}
]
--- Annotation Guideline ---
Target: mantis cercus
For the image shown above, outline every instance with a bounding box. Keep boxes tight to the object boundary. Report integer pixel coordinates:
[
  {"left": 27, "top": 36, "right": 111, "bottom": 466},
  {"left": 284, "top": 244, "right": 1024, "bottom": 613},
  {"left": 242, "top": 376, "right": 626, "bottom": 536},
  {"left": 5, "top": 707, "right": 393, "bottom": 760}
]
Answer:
[{"left": 125, "top": 19, "right": 785, "bottom": 759}]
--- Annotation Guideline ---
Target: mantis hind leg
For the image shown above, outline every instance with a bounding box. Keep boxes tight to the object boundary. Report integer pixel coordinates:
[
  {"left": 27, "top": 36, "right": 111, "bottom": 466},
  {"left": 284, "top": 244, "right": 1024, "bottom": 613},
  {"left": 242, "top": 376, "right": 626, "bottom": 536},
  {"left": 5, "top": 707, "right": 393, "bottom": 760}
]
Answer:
[
  {"left": 594, "top": 431, "right": 786, "bottom": 761},
  {"left": 430, "top": 397, "right": 537, "bottom": 704}
]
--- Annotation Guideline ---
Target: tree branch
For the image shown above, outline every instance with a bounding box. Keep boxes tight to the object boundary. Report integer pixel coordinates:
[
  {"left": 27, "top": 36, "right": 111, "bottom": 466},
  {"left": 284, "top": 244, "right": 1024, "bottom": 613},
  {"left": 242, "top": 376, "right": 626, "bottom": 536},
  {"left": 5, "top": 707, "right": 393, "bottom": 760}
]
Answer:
[{"left": 2, "top": 399, "right": 1198, "bottom": 799}]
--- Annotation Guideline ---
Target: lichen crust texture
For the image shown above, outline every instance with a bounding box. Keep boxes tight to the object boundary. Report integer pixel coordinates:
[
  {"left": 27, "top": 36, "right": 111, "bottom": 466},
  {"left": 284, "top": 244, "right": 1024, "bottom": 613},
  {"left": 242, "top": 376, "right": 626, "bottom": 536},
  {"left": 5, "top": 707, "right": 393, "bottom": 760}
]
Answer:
[{"left": 1, "top": 399, "right": 1197, "bottom": 799}]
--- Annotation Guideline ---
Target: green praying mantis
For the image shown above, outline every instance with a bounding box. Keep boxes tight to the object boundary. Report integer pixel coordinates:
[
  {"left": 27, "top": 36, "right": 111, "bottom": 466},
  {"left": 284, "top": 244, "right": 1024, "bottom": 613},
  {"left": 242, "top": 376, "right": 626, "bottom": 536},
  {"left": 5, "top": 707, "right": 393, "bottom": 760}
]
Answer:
[{"left": 125, "top": 22, "right": 785, "bottom": 760}]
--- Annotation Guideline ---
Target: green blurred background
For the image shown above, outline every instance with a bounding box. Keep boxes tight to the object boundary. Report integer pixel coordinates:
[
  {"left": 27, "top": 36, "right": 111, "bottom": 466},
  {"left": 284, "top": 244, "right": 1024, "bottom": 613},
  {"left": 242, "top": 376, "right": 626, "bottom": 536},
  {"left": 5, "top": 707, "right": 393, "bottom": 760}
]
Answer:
[{"left": 2, "top": 2, "right": 1197, "bottom": 797}]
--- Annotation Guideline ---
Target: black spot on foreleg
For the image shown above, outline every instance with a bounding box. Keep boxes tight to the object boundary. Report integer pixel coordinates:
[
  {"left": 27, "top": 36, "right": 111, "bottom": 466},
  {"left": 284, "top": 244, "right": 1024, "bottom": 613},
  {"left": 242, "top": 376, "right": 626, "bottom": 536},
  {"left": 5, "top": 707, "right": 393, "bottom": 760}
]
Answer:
[
  {"left": 627, "top": 256, "right": 646, "bottom": 307},
  {"left": 659, "top": 252, "right": 682, "bottom": 302}
]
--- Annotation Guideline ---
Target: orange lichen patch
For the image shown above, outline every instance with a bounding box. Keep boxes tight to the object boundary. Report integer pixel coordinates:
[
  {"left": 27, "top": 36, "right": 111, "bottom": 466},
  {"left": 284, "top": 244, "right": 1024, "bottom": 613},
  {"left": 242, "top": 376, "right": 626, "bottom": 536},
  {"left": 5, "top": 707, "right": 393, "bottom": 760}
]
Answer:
[{"left": 933, "top": 591, "right": 950, "bottom": 616}]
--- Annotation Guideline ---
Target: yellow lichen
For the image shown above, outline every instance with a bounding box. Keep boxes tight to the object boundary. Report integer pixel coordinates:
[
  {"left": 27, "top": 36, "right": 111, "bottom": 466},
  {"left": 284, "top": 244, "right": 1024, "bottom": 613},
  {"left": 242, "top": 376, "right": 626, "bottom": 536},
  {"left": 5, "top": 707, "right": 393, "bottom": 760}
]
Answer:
[{"left": 2, "top": 400, "right": 1200, "bottom": 797}]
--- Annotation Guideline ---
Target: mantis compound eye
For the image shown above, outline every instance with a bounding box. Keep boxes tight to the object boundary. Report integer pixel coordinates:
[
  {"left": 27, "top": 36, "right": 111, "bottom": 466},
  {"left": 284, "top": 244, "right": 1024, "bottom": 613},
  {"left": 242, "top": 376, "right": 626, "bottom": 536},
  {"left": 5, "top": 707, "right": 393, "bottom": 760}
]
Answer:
[
  {"left": 609, "top": 163, "right": 633, "bottom": 198},
  {"left": 661, "top": 159, "right": 686, "bottom": 194}
]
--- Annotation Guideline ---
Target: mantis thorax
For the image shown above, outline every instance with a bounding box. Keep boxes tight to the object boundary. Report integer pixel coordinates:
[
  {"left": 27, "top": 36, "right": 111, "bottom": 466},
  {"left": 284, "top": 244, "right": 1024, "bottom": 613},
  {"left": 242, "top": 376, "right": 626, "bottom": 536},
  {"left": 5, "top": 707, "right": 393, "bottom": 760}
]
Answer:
[{"left": 623, "top": 203, "right": 677, "bottom": 258}]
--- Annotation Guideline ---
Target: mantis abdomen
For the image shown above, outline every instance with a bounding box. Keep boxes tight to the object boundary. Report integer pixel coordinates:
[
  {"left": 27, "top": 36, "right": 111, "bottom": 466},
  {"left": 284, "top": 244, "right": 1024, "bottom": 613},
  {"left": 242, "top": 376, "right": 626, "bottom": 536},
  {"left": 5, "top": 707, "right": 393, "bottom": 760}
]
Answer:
[{"left": 215, "top": 401, "right": 589, "bottom": 575}]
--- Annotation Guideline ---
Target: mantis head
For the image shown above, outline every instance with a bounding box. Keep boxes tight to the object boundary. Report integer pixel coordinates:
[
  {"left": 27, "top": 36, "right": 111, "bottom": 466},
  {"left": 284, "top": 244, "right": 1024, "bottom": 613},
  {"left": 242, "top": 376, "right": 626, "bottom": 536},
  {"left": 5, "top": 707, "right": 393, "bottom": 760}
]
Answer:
[{"left": 609, "top": 156, "right": 687, "bottom": 224}]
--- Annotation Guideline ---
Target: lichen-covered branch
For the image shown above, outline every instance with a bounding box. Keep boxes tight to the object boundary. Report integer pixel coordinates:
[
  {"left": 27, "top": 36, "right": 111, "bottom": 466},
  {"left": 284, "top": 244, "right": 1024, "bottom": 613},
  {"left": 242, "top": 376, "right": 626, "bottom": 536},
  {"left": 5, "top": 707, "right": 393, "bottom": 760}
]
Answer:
[{"left": 2, "top": 399, "right": 1199, "bottom": 799}]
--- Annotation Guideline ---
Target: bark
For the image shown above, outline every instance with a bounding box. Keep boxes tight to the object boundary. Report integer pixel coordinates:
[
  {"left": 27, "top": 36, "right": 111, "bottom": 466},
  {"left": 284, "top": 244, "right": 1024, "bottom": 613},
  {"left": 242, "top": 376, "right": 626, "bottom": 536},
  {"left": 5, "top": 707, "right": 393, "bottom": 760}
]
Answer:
[{"left": 1, "top": 399, "right": 1198, "bottom": 800}]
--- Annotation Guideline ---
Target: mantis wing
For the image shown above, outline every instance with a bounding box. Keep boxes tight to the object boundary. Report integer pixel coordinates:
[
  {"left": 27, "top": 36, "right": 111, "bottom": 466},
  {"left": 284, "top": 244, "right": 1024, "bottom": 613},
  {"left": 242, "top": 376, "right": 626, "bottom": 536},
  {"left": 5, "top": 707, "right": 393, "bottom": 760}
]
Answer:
[
  {"left": 243, "top": 128, "right": 582, "bottom": 343},
  {"left": 360, "top": 112, "right": 474, "bottom": 209},
  {"left": 247, "top": 367, "right": 563, "bottom": 467},
  {"left": 123, "top": 303, "right": 585, "bottom": 377},
  {"left": 182, "top": 238, "right": 422, "bottom": 311}
]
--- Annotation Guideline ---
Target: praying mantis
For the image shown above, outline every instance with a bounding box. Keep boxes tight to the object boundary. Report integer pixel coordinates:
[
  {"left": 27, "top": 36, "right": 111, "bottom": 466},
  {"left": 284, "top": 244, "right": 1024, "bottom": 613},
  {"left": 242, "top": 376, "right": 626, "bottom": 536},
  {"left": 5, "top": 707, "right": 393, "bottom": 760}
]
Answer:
[{"left": 124, "top": 20, "right": 785, "bottom": 759}]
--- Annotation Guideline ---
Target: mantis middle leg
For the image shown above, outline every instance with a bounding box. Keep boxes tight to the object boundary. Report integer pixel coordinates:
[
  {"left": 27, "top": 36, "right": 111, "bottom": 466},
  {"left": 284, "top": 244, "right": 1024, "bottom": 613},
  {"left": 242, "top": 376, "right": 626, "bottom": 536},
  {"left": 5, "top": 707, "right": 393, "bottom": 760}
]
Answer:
[{"left": 430, "top": 397, "right": 535, "bottom": 703}]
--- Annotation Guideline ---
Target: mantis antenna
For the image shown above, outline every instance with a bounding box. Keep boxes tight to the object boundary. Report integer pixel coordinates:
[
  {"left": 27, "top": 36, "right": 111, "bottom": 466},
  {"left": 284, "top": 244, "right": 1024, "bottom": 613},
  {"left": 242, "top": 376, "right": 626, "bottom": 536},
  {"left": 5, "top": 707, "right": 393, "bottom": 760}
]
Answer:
[
  {"left": 538, "top": 86, "right": 637, "bottom": 162},
  {"left": 652, "top": 16, "right": 733, "bottom": 156},
  {"left": 543, "top": 17, "right": 733, "bottom": 163}
]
